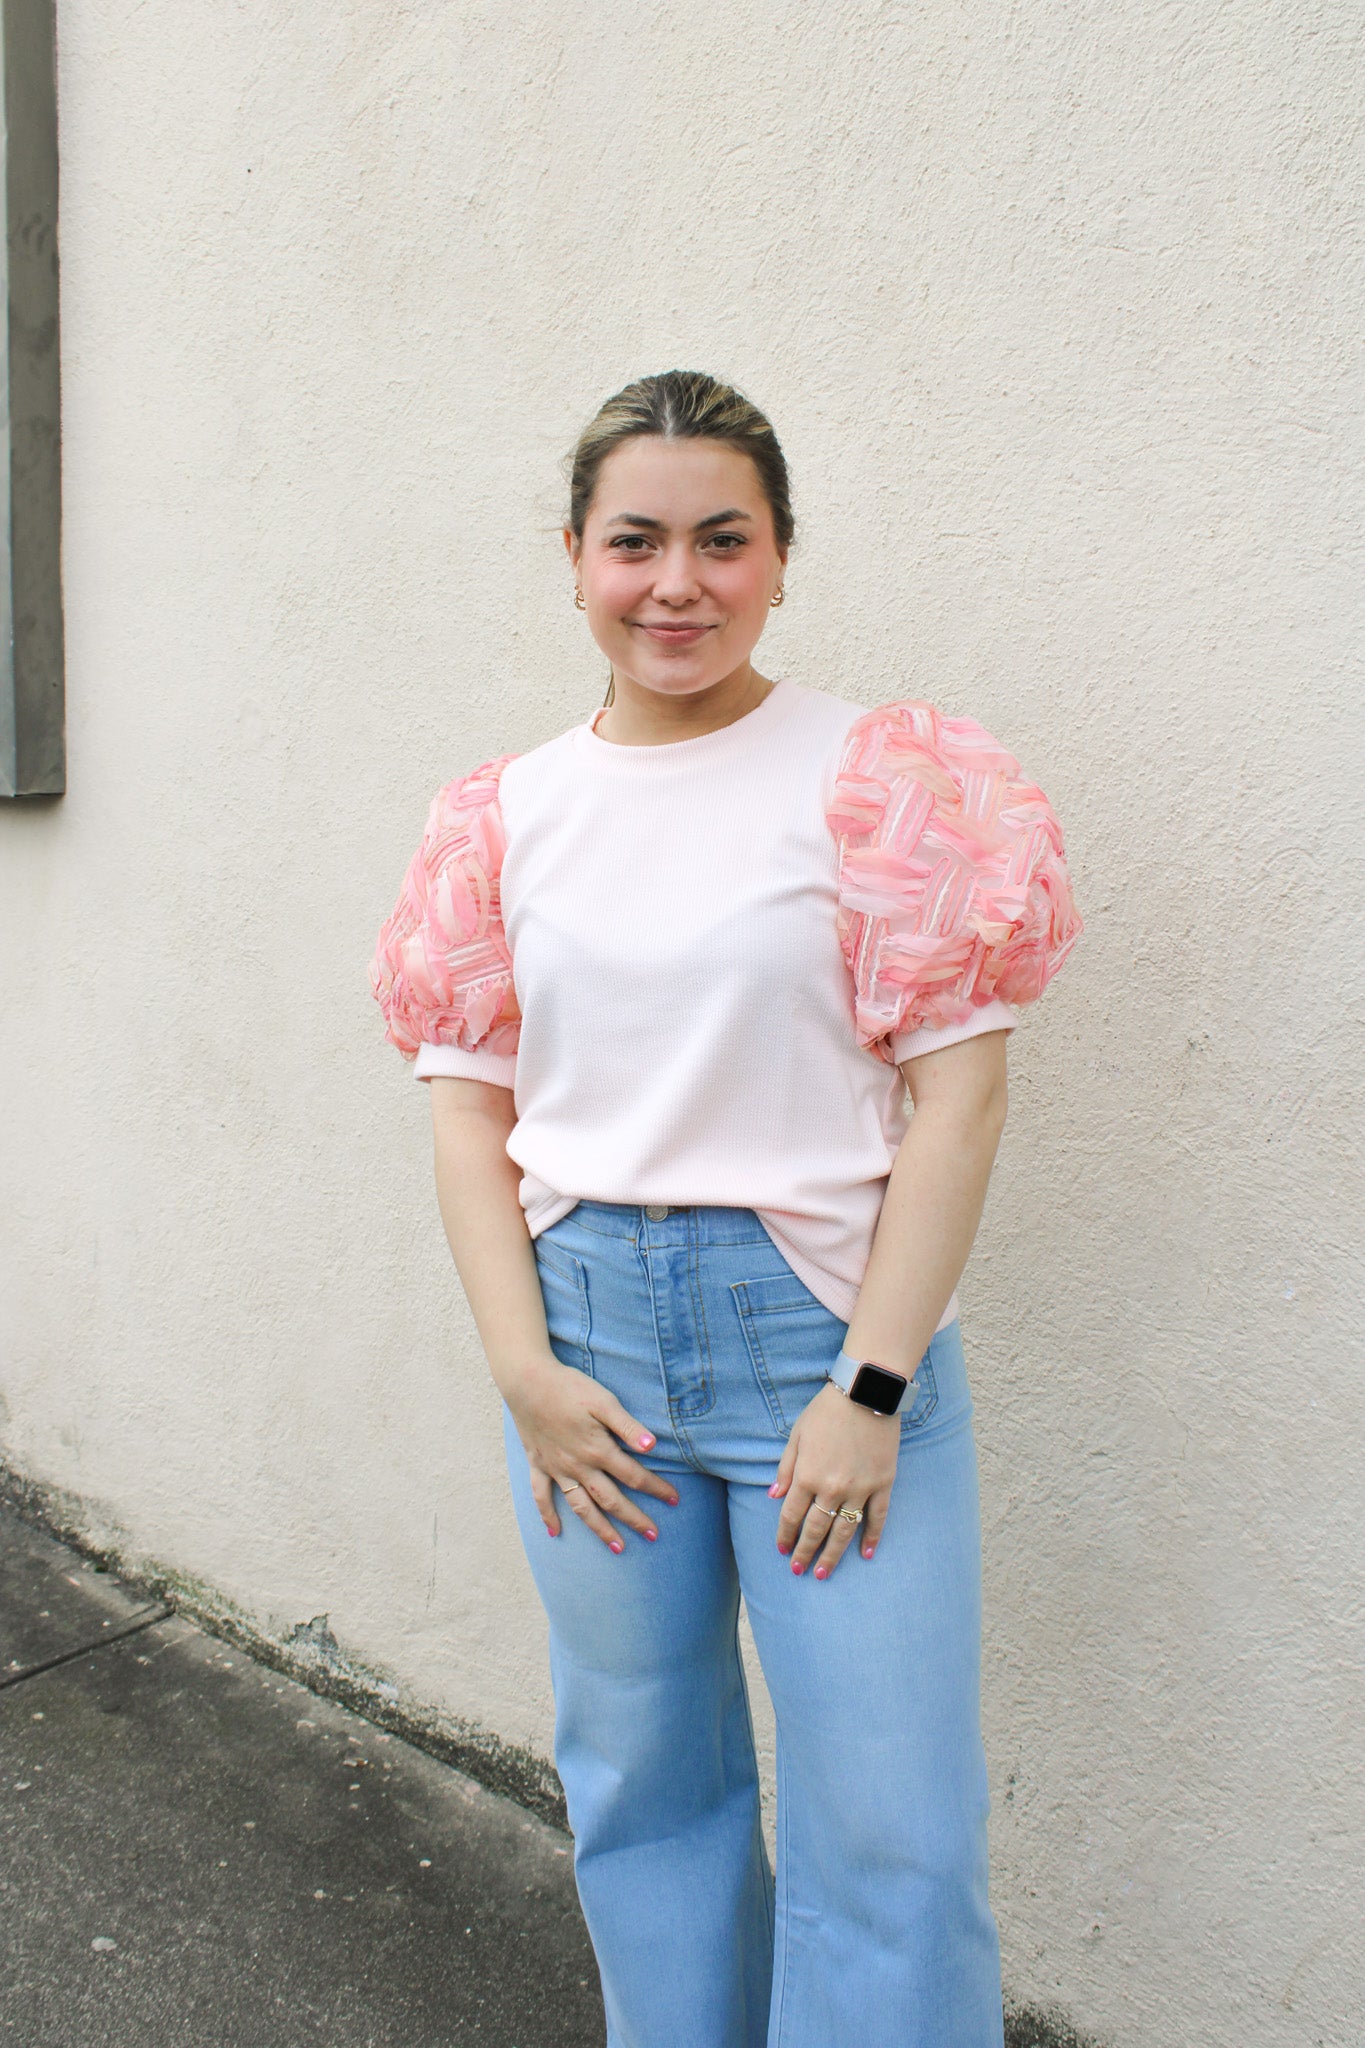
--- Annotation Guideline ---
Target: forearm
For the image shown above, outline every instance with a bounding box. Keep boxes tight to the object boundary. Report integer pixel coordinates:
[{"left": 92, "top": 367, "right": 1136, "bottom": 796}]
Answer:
[
  {"left": 428, "top": 1077, "right": 552, "bottom": 1396},
  {"left": 841, "top": 1050, "right": 1008, "bottom": 1375}
]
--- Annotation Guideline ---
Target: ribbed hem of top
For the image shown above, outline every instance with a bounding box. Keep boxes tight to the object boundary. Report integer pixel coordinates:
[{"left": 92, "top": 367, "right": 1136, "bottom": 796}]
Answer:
[
  {"left": 413, "top": 1041, "right": 517, "bottom": 1089},
  {"left": 889, "top": 997, "right": 1016, "bottom": 1065},
  {"left": 572, "top": 675, "right": 794, "bottom": 767}
]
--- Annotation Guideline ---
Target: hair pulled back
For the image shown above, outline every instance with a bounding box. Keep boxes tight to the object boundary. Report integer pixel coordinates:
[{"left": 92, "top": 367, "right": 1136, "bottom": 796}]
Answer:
[{"left": 567, "top": 370, "right": 794, "bottom": 552}]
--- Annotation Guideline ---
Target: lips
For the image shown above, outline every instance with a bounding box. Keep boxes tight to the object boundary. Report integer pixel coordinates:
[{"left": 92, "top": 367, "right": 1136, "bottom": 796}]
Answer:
[{"left": 634, "top": 622, "right": 715, "bottom": 643}]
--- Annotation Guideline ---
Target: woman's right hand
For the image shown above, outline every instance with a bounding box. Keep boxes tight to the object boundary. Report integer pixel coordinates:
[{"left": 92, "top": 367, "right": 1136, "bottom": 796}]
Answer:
[{"left": 502, "top": 1356, "right": 680, "bottom": 1551}]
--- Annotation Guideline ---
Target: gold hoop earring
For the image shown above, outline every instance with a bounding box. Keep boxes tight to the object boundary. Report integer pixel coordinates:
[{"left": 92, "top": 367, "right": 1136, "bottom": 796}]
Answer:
[
  {"left": 574, "top": 588, "right": 586, "bottom": 610},
  {"left": 770, "top": 587, "right": 785, "bottom": 608}
]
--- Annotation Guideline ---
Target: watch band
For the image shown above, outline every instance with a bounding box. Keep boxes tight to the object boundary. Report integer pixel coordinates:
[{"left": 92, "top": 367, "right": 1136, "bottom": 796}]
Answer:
[{"left": 826, "top": 1348, "right": 910, "bottom": 1416}]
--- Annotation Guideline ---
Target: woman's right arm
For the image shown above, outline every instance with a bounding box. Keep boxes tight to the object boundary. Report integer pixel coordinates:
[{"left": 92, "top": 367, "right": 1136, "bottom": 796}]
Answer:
[{"left": 428, "top": 1077, "right": 679, "bottom": 1548}]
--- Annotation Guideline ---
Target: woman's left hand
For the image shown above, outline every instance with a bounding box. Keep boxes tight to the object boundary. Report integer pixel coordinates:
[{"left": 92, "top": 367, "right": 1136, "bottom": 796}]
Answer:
[{"left": 770, "top": 1381, "right": 901, "bottom": 1578}]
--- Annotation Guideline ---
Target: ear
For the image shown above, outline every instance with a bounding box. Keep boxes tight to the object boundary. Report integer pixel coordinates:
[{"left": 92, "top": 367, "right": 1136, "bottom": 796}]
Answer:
[{"left": 563, "top": 527, "right": 580, "bottom": 566}]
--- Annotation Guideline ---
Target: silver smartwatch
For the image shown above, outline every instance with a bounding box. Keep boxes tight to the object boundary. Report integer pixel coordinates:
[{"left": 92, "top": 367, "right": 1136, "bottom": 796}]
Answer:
[{"left": 825, "top": 1348, "right": 910, "bottom": 1416}]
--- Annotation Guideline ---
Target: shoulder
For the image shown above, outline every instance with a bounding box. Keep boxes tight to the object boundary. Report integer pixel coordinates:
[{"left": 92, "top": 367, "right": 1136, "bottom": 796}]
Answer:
[
  {"left": 417, "top": 716, "right": 583, "bottom": 852},
  {"left": 424, "top": 709, "right": 589, "bottom": 811},
  {"left": 825, "top": 694, "right": 1081, "bottom": 1044},
  {"left": 424, "top": 749, "right": 518, "bottom": 831},
  {"left": 826, "top": 697, "right": 1051, "bottom": 838},
  {"left": 793, "top": 683, "right": 1017, "bottom": 776},
  {"left": 775, "top": 679, "right": 875, "bottom": 750},
  {"left": 833, "top": 695, "right": 1021, "bottom": 773}
]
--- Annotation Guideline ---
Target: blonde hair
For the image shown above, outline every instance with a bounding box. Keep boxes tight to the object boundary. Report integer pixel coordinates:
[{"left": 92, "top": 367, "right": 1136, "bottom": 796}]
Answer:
[{"left": 567, "top": 370, "right": 794, "bottom": 551}]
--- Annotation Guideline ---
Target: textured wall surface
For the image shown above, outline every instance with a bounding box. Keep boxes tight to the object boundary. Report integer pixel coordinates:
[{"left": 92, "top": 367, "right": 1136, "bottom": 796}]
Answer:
[{"left": 2, "top": 4, "right": 1362, "bottom": 2042}]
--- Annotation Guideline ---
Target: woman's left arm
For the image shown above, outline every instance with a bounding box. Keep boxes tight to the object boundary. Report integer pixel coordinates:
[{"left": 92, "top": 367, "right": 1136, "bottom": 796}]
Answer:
[{"left": 771, "top": 1028, "right": 1010, "bottom": 1578}]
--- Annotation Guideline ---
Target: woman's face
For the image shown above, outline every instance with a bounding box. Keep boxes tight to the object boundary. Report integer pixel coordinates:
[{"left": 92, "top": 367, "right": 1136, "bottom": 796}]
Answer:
[{"left": 566, "top": 436, "right": 787, "bottom": 701}]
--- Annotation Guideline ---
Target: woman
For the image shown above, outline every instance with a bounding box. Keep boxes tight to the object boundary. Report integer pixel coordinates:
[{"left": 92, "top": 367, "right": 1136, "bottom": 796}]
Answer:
[{"left": 370, "top": 370, "right": 1081, "bottom": 2048}]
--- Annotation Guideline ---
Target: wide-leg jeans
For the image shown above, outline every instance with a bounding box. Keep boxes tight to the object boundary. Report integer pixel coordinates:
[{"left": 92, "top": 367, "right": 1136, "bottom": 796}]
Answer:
[{"left": 502, "top": 1200, "right": 1004, "bottom": 2048}]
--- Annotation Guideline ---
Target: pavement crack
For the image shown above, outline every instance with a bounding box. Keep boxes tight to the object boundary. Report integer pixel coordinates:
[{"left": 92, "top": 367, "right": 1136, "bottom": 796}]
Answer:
[{"left": 0, "top": 1605, "right": 172, "bottom": 1691}]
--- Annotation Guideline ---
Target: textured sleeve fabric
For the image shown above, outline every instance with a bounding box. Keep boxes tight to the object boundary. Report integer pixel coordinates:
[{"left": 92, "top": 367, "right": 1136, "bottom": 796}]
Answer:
[
  {"left": 369, "top": 756, "right": 520, "bottom": 1083},
  {"left": 826, "top": 700, "right": 1082, "bottom": 1065}
]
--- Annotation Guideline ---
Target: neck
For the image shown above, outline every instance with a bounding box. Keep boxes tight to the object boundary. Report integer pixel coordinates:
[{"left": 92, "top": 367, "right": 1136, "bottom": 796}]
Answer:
[{"left": 595, "top": 662, "right": 775, "bottom": 747}]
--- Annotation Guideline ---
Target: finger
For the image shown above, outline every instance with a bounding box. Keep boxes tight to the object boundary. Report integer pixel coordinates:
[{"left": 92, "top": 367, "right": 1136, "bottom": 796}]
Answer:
[
  {"left": 593, "top": 1391, "right": 658, "bottom": 1457},
  {"left": 790, "top": 1495, "right": 843, "bottom": 1574},
  {"left": 860, "top": 1486, "right": 891, "bottom": 1560},
  {"left": 812, "top": 1512, "right": 860, "bottom": 1581},
  {"left": 562, "top": 1481, "right": 629, "bottom": 1554},
  {"left": 577, "top": 1470, "right": 660, "bottom": 1543},
  {"left": 768, "top": 1431, "right": 799, "bottom": 1503},
  {"left": 531, "top": 1466, "right": 561, "bottom": 1537},
  {"left": 598, "top": 1447, "right": 681, "bottom": 1508},
  {"left": 775, "top": 1478, "right": 814, "bottom": 1556}
]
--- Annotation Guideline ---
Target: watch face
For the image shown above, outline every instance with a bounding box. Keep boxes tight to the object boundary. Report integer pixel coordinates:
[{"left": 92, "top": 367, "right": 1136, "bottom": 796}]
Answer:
[{"left": 850, "top": 1363, "right": 908, "bottom": 1414}]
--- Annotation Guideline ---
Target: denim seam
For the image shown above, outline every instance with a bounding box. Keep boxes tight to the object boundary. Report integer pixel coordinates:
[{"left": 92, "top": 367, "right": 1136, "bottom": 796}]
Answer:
[
  {"left": 727, "top": 1606, "right": 776, "bottom": 1958},
  {"left": 899, "top": 1396, "right": 976, "bottom": 1455},
  {"left": 685, "top": 1219, "right": 717, "bottom": 1417},
  {"left": 731, "top": 1288, "right": 792, "bottom": 1435},
  {"left": 534, "top": 1244, "right": 592, "bottom": 1376},
  {"left": 771, "top": 1734, "right": 793, "bottom": 2046},
  {"left": 901, "top": 1356, "right": 939, "bottom": 1433},
  {"left": 635, "top": 1232, "right": 707, "bottom": 1472}
]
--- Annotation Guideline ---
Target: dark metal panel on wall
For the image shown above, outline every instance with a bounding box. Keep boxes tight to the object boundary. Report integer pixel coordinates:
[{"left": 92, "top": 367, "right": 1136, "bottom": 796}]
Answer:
[{"left": 1, "top": 0, "right": 63, "bottom": 798}]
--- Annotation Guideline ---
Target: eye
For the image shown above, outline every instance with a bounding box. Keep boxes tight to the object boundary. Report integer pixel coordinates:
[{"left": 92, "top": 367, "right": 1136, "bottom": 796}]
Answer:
[
  {"left": 609, "top": 534, "right": 653, "bottom": 553},
  {"left": 705, "top": 532, "right": 747, "bottom": 552}
]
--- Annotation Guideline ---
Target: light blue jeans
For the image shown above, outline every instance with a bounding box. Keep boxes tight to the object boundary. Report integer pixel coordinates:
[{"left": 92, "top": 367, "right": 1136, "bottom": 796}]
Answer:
[{"left": 503, "top": 1200, "right": 1003, "bottom": 2048}]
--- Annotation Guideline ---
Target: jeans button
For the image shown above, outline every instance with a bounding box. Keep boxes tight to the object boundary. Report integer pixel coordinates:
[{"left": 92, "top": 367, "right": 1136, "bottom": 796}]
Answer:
[{"left": 644, "top": 1205, "right": 669, "bottom": 1220}]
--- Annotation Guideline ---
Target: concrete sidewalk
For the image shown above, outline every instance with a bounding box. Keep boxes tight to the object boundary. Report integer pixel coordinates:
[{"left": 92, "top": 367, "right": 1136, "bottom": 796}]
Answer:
[{"left": 0, "top": 1502, "right": 604, "bottom": 2047}]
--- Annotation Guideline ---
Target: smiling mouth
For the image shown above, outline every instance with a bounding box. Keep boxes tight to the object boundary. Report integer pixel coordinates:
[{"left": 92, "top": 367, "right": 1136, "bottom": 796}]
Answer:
[{"left": 633, "top": 621, "right": 715, "bottom": 636}]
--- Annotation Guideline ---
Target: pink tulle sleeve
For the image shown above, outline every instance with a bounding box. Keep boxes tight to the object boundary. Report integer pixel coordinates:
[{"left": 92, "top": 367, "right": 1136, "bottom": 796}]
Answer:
[
  {"left": 826, "top": 701, "right": 1082, "bottom": 1064},
  {"left": 369, "top": 756, "right": 521, "bottom": 1062}
]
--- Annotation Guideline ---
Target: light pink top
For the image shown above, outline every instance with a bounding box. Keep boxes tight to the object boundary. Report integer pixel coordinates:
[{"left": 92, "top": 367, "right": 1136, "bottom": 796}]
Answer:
[{"left": 371, "top": 678, "right": 1081, "bottom": 1327}]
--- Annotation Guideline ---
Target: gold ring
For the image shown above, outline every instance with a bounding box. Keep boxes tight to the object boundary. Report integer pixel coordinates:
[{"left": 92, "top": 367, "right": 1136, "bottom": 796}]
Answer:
[
  {"left": 837, "top": 1506, "right": 863, "bottom": 1525},
  {"left": 811, "top": 1502, "right": 838, "bottom": 1519},
  {"left": 561, "top": 1481, "right": 583, "bottom": 1494}
]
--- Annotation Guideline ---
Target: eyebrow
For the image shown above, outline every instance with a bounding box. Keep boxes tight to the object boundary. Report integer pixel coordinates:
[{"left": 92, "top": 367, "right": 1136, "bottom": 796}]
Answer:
[{"left": 603, "top": 508, "right": 754, "bottom": 533}]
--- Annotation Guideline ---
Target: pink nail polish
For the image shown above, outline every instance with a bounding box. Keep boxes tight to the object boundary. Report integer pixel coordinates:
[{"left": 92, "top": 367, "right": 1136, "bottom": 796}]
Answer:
[
  {"left": 609, "top": 1540, "right": 624, "bottom": 1555},
  {"left": 814, "top": 1565, "right": 828, "bottom": 1580},
  {"left": 547, "top": 1526, "right": 559, "bottom": 1538},
  {"left": 776, "top": 1542, "right": 791, "bottom": 1556},
  {"left": 862, "top": 1544, "right": 875, "bottom": 1559},
  {"left": 639, "top": 1433, "right": 655, "bottom": 1449},
  {"left": 791, "top": 1561, "right": 804, "bottom": 1576},
  {"left": 644, "top": 1529, "right": 658, "bottom": 1542},
  {"left": 767, "top": 1483, "right": 782, "bottom": 1498},
  {"left": 667, "top": 1494, "right": 680, "bottom": 1507}
]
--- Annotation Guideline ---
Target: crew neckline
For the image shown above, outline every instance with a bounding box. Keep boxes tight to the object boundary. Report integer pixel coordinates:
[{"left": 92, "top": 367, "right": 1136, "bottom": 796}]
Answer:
[{"left": 574, "top": 675, "right": 794, "bottom": 766}]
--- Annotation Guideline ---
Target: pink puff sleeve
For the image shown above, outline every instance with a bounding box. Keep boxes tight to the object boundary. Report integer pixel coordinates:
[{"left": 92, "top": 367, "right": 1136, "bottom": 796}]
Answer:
[
  {"left": 826, "top": 700, "right": 1082, "bottom": 1065},
  {"left": 369, "top": 756, "right": 521, "bottom": 1079}
]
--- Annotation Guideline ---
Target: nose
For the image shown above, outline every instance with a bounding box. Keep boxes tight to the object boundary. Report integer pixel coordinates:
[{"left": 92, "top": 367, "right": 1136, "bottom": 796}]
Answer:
[{"left": 650, "top": 543, "right": 703, "bottom": 606}]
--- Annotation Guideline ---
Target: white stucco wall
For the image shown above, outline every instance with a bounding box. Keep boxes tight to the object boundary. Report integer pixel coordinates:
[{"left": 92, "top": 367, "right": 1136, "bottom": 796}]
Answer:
[{"left": 2, "top": 4, "right": 1361, "bottom": 2041}]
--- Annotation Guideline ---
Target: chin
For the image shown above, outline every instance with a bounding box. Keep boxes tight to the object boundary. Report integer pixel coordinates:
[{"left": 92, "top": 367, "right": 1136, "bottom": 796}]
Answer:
[{"left": 622, "top": 657, "right": 729, "bottom": 695}]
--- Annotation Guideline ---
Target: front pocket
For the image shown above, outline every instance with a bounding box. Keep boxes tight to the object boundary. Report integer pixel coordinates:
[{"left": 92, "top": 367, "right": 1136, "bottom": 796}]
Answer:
[
  {"left": 731, "top": 1273, "right": 849, "bottom": 1434},
  {"left": 533, "top": 1238, "right": 593, "bottom": 1376},
  {"left": 900, "top": 1356, "right": 938, "bottom": 1432},
  {"left": 732, "top": 1274, "right": 941, "bottom": 1435}
]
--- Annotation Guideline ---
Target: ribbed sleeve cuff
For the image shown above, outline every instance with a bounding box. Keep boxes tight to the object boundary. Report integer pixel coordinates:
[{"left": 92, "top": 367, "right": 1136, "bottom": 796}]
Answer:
[
  {"left": 890, "top": 998, "right": 1016, "bottom": 1066},
  {"left": 413, "top": 1041, "right": 518, "bottom": 1090}
]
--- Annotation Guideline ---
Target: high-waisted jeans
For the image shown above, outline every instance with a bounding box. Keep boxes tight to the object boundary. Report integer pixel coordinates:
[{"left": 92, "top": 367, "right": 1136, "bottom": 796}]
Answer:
[{"left": 502, "top": 1200, "right": 1004, "bottom": 2048}]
